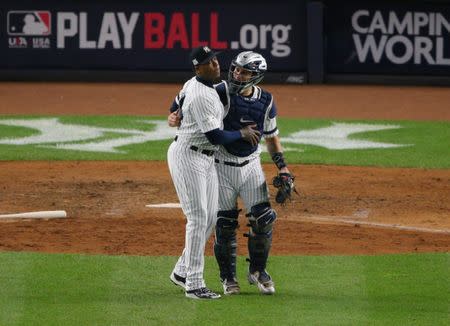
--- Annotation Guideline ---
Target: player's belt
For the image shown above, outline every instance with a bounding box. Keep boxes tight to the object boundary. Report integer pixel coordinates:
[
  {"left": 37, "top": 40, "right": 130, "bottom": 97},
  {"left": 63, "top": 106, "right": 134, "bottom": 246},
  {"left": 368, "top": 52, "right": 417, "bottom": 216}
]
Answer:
[
  {"left": 174, "top": 136, "right": 215, "bottom": 157},
  {"left": 190, "top": 146, "right": 215, "bottom": 156},
  {"left": 214, "top": 159, "right": 250, "bottom": 167}
]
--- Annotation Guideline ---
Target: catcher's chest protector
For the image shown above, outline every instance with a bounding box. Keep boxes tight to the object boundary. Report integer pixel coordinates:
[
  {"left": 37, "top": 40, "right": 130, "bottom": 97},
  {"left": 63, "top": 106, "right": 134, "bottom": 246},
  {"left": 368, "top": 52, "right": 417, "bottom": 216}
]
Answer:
[{"left": 222, "top": 89, "right": 272, "bottom": 157}]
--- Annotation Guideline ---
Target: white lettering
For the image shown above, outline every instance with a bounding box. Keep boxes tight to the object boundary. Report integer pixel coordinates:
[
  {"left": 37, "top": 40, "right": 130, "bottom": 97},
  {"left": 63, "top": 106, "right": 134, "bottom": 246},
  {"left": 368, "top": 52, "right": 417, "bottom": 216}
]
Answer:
[
  {"left": 117, "top": 13, "right": 139, "bottom": 49},
  {"left": 436, "top": 13, "right": 450, "bottom": 36},
  {"left": 353, "top": 34, "right": 387, "bottom": 63},
  {"left": 57, "top": 11, "right": 138, "bottom": 49},
  {"left": 352, "top": 10, "right": 369, "bottom": 33},
  {"left": 385, "top": 36, "right": 413, "bottom": 64},
  {"left": 98, "top": 13, "right": 120, "bottom": 49},
  {"left": 414, "top": 12, "right": 429, "bottom": 35},
  {"left": 429, "top": 13, "right": 436, "bottom": 36},
  {"left": 259, "top": 24, "right": 271, "bottom": 49},
  {"left": 356, "top": 11, "right": 450, "bottom": 36},
  {"left": 414, "top": 36, "right": 434, "bottom": 64},
  {"left": 79, "top": 12, "right": 96, "bottom": 48},
  {"left": 271, "top": 24, "right": 291, "bottom": 57},
  {"left": 237, "top": 24, "right": 291, "bottom": 57},
  {"left": 352, "top": 10, "right": 450, "bottom": 66},
  {"left": 436, "top": 37, "right": 450, "bottom": 64},
  {"left": 388, "top": 11, "right": 413, "bottom": 34},
  {"left": 57, "top": 13, "right": 77, "bottom": 48},
  {"left": 240, "top": 24, "right": 258, "bottom": 49},
  {"left": 369, "top": 11, "right": 387, "bottom": 34}
]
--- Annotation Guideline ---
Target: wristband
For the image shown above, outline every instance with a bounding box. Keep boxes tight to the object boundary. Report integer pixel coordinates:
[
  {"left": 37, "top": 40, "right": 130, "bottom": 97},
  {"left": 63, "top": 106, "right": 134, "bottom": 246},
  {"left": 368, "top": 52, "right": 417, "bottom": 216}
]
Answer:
[{"left": 271, "top": 152, "right": 287, "bottom": 170}]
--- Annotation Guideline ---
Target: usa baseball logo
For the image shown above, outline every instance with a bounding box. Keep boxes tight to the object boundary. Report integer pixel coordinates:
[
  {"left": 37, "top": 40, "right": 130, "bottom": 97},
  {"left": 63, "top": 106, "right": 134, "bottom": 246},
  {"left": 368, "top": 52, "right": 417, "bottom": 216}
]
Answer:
[{"left": 7, "top": 11, "right": 51, "bottom": 36}]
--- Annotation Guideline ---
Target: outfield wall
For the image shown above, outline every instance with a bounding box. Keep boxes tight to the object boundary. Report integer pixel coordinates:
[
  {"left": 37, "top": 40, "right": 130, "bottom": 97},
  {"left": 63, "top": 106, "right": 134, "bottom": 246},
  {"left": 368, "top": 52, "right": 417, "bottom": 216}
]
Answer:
[
  {"left": 323, "top": 0, "right": 450, "bottom": 85},
  {"left": 1, "top": 0, "right": 450, "bottom": 85}
]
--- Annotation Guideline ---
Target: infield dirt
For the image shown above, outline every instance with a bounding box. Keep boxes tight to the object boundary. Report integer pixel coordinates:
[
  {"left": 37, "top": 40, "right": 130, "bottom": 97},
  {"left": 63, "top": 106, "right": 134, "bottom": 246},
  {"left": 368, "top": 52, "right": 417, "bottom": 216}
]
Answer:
[{"left": 0, "top": 83, "right": 449, "bottom": 256}]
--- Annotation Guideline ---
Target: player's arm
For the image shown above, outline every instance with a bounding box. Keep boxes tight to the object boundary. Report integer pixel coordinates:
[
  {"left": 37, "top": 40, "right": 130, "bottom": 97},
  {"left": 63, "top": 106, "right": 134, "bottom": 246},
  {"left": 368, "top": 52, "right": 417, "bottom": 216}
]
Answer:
[
  {"left": 167, "top": 96, "right": 260, "bottom": 145},
  {"left": 213, "top": 81, "right": 230, "bottom": 112},
  {"left": 168, "top": 81, "right": 229, "bottom": 128},
  {"left": 169, "top": 89, "right": 185, "bottom": 113},
  {"left": 205, "top": 126, "right": 259, "bottom": 146},
  {"left": 263, "top": 98, "right": 290, "bottom": 174},
  {"left": 167, "top": 90, "right": 185, "bottom": 127},
  {"left": 169, "top": 99, "right": 179, "bottom": 113},
  {"left": 168, "top": 110, "right": 181, "bottom": 127},
  {"left": 190, "top": 96, "right": 260, "bottom": 146},
  {"left": 265, "top": 136, "right": 290, "bottom": 174}
]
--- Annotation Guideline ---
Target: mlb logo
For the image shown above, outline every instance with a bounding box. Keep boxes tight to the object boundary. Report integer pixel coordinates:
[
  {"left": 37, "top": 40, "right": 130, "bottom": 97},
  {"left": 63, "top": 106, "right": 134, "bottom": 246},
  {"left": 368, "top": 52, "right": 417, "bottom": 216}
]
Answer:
[{"left": 7, "top": 11, "right": 51, "bottom": 36}]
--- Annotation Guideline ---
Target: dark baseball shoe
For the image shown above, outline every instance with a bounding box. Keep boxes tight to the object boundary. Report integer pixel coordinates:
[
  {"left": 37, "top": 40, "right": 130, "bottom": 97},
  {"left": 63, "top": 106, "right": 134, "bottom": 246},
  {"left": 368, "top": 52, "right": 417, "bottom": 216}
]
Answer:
[
  {"left": 221, "top": 278, "right": 241, "bottom": 295},
  {"left": 170, "top": 271, "right": 186, "bottom": 290},
  {"left": 185, "top": 287, "right": 221, "bottom": 300},
  {"left": 248, "top": 270, "right": 275, "bottom": 295}
]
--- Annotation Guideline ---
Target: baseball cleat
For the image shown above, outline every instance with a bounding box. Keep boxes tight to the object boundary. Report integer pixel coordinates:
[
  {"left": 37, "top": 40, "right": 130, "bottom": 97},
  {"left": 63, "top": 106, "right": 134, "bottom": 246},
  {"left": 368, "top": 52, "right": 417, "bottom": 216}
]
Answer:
[
  {"left": 221, "top": 278, "right": 241, "bottom": 295},
  {"left": 248, "top": 270, "right": 275, "bottom": 295},
  {"left": 170, "top": 271, "right": 186, "bottom": 290},
  {"left": 185, "top": 287, "right": 221, "bottom": 300}
]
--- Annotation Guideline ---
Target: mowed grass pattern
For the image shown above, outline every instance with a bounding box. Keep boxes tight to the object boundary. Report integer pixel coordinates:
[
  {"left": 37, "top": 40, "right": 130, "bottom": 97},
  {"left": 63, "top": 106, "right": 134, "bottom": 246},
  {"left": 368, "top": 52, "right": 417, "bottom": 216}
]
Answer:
[
  {"left": 0, "top": 252, "right": 448, "bottom": 325},
  {"left": 0, "top": 116, "right": 449, "bottom": 168}
]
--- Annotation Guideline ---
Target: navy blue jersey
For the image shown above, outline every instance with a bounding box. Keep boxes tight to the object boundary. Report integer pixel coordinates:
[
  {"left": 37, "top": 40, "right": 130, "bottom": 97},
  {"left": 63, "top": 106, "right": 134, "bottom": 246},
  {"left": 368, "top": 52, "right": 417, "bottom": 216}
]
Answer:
[{"left": 215, "top": 81, "right": 278, "bottom": 157}]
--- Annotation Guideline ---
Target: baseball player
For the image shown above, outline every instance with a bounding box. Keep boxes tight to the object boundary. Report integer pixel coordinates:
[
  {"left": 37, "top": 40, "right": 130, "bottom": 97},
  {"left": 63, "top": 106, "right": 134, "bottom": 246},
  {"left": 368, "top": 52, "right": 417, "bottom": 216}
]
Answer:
[
  {"left": 169, "top": 51, "right": 294, "bottom": 296},
  {"left": 167, "top": 46, "right": 260, "bottom": 300}
]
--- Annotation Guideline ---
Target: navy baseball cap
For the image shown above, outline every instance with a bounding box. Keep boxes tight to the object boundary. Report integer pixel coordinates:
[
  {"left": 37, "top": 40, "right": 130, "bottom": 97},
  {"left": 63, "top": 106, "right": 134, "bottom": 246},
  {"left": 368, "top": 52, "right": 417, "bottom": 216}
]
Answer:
[{"left": 190, "top": 46, "right": 220, "bottom": 66}]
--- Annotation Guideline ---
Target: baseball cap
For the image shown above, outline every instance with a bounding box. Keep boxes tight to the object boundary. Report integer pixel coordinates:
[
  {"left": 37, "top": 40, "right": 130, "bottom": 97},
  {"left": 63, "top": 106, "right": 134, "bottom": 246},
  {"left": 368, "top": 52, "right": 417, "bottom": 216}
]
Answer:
[{"left": 190, "top": 46, "right": 220, "bottom": 66}]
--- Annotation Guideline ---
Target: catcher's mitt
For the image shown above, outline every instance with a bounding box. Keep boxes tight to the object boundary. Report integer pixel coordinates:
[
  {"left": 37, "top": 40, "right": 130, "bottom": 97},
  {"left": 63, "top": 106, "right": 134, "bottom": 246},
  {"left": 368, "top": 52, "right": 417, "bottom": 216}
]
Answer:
[{"left": 272, "top": 173, "right": 297, "bottom": 204}]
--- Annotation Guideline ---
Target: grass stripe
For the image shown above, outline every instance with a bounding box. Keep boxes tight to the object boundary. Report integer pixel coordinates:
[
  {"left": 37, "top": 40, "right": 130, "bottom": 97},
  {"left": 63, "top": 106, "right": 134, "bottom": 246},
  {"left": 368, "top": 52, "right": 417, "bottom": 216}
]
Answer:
[
  {"left": 0, "top": 116, "right": 449, "bottom": 168},
  {"left": 0, "top": 252, "right": 448, "bottom": 325}
]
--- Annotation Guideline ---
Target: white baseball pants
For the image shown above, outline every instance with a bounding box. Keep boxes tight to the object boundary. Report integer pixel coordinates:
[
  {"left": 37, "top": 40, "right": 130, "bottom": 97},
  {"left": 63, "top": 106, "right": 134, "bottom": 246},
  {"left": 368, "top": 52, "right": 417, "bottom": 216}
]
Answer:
[{"left": 167, "top": 141, "right": 218, "bottom": 291}]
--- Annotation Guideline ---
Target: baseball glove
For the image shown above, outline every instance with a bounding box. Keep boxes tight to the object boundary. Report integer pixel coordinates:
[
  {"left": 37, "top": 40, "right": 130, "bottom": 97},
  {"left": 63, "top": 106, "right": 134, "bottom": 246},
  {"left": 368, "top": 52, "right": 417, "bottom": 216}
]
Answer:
[{"left": 272, "top": 173, "right": 297, "bottom": 204}]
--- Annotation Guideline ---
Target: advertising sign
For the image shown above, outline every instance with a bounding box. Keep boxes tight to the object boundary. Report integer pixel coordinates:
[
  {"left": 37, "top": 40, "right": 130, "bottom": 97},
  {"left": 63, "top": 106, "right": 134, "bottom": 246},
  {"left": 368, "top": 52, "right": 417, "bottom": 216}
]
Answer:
[
  {"left": 326, "top": 1, "right": 450, "bottom": 75},
  {"left": 0, "top": 1, "right": 307, "bottom": 72}
]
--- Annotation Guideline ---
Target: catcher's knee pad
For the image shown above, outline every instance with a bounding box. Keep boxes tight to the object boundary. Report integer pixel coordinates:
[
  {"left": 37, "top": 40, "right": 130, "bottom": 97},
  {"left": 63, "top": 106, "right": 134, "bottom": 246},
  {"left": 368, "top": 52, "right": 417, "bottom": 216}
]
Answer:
[
  {"left": 214, "top": 209, "right": 239, "bottom": 279},
  {"left": 246, "top": 202, "right": 276, "bottom": 272},
  {"left": 248, "top": 202, "right": 277, "bottom": 234}
]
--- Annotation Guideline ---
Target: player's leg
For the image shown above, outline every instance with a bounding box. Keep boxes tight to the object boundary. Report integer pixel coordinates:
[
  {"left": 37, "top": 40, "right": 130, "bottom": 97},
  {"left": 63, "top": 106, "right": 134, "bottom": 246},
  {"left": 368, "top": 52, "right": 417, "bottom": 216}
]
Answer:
[
  {"left": 205, "top": 163, "right": 219, "bottom": 241},
  {"left": 214, "top": 163, "right": 240, "bottom": 294},
  {"left": 245, "top": 201, "right": 276, "bottom": 294},
  {"left": 240, "top": 159, "right": 270, "bottom": 208},
  {"left": 241, "top": 160, "right": 276, "bottom": 294},
  {"left": 167, "top": 142, "right": 188, "bottom": 285},
  {"left": 170, "top": 248, "right": 187, "bottom": 289},
  {"left": 181, "top": 167, "right": 210, "bottom": 292},
  {"left": 168, "top": 146, "right": 210, "bottom": 292}
]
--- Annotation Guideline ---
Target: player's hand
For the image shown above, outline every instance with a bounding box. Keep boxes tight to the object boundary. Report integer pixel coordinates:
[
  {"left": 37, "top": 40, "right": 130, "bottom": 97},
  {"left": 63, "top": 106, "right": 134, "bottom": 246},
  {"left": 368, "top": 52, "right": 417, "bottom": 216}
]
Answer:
[
  {"left": 240, "top": 124, "right": 260, "bottom": 146},
  {"left": 168, "top": 110, "right": 181, "bottom": 127}
]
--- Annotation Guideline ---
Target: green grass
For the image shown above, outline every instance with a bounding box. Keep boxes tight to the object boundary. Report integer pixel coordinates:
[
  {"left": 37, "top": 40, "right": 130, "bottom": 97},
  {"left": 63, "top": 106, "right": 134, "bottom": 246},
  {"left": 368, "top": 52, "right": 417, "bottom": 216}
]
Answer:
[
  {"left": 0, "top": 252, "right": 448, "bottom": 325},
  {"left": 0, "top": 116, "right": 449, "bottom": 168},
  {"left": 261, "top": 119, "right": 450, "bottom": 169}
]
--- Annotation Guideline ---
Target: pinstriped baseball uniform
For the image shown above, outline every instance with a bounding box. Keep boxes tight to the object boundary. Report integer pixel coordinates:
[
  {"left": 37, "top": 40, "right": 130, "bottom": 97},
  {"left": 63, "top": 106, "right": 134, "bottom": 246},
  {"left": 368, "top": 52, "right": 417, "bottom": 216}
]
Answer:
[
  {"left": 214, "top": 82, "right": 278, "bottom": 213},
  {"left": 168, "top": 76, "right": 224, "bottom": 291}
]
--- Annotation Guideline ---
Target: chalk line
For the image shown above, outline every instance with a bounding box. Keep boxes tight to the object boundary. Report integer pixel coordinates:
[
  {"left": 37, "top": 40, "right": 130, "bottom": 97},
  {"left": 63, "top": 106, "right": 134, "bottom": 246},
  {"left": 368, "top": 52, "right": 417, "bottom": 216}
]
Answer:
[{"left": 145, "top": 203, "right": 449, "bottom": 234}]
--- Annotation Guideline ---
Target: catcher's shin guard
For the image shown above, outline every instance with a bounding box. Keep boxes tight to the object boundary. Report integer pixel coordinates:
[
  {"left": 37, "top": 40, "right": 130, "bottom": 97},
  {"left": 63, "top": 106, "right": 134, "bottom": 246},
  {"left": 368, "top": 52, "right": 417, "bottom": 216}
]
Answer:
[
  {"left": 245, "top": 202, "right": 277, "bottom": 273},
  {"left": 214, "top": 209, "right": 240, "bottom": 280}
]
